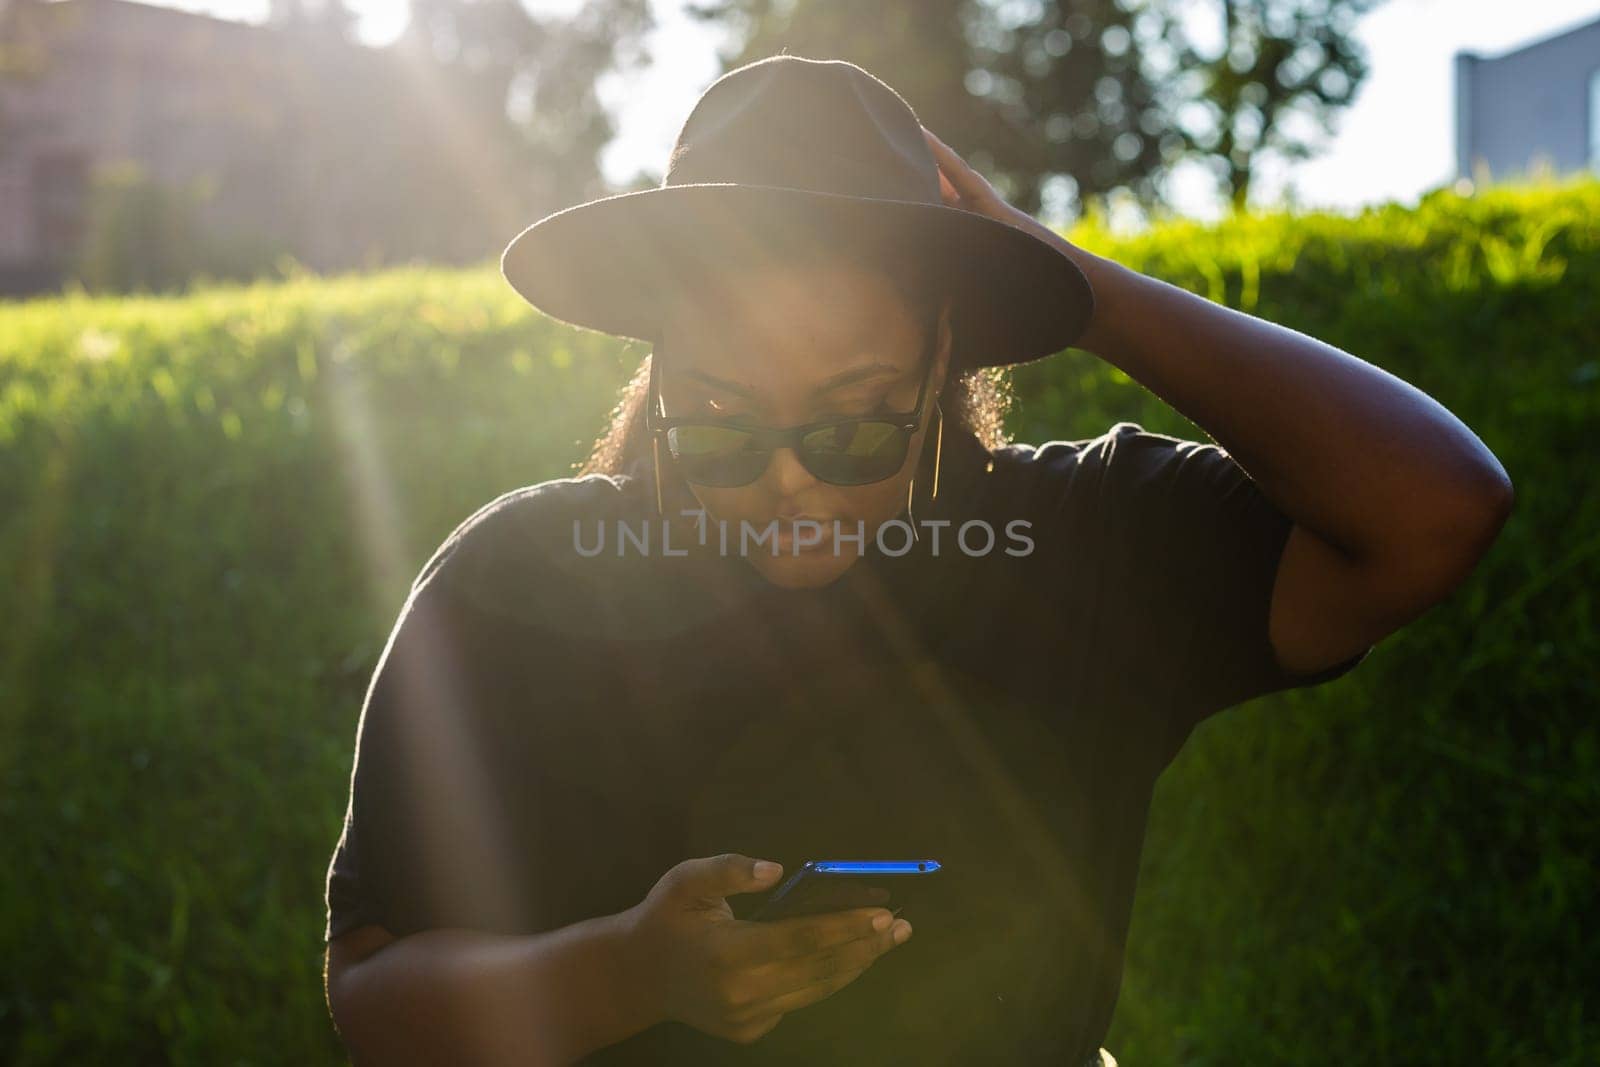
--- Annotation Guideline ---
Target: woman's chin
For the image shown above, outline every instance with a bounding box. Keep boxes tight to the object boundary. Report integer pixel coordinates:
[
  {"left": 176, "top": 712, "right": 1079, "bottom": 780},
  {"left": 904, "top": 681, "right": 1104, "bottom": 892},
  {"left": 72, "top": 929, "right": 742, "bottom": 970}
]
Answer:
[{"left": 747, "top": 545, "right": 861, "bottom": 589}]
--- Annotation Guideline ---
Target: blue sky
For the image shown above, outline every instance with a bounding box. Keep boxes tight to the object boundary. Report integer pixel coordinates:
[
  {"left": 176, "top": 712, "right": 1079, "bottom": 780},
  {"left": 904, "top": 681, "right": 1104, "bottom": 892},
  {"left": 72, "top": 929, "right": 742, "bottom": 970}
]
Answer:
[{"left": 144, "top": 0, "right": 1600, "bottom": 221}]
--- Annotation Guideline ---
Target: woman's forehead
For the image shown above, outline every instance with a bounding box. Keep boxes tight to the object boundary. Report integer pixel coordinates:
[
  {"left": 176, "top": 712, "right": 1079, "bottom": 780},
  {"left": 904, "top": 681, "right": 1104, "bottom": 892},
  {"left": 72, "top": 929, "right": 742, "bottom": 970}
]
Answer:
[
  {"left": 663, "top": 262, "right": 924, "bottom": 365},
  {"left": 662, "top": 306, "right": 924, "bottom": 390}
]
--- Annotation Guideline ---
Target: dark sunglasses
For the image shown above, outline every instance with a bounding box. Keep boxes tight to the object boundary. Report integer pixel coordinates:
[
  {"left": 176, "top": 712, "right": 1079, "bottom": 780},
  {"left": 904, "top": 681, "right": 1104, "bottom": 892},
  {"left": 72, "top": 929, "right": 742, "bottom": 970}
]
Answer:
[{"left": 644, "top": 325, "right": 940, "bottom": 489}]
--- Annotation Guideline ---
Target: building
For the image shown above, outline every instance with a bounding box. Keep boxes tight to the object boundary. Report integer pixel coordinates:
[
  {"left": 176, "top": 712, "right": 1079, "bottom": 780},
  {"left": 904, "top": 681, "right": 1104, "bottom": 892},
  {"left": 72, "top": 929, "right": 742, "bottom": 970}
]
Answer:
[
  {"left": 1454, "top": 14, "right": 1600, "bottom": 183},
  {"left": 0, "top": 0, "right": 547, "bottom": 295},
  {"left": 0, "top": 0, "right": 296, "bottom": 291}
]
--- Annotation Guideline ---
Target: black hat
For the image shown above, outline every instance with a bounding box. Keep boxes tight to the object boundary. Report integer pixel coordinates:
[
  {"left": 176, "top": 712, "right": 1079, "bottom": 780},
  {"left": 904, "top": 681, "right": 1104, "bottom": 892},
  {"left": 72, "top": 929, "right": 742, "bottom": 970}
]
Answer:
[{"left": 500, "top": 53, "right": 1093, "bottom": 372}]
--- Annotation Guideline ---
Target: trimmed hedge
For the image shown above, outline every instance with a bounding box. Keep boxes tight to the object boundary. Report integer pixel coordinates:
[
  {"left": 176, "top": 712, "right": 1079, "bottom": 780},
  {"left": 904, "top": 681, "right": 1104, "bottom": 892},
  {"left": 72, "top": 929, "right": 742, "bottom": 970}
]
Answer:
[{"left": 1, "top": 178, "right": 1595, "bottom": 1063}]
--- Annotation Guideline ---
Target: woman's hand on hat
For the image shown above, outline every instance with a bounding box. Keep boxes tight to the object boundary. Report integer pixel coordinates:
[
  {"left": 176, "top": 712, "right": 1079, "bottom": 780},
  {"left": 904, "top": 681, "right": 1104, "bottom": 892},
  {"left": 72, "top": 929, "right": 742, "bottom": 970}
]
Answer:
[
  {"left": 921, "top": 124, "right": 1091, "bottom": 263},
  {"left": 922, "top": 124, "right": 1009, "bottom": 217}
]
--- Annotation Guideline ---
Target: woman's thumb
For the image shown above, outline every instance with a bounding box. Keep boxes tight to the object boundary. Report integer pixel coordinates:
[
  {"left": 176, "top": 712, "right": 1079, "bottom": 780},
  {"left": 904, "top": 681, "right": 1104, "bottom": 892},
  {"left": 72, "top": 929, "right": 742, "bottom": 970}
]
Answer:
[{"left": 672, "top": 853, "right": 783, "bottom": 899}]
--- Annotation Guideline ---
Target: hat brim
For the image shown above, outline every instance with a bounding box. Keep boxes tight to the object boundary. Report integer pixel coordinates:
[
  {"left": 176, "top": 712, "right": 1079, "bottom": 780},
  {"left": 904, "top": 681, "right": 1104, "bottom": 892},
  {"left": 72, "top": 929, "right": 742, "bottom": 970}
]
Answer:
[{"left": 500, "top": 182, "right": 1094, "bottom": 371}]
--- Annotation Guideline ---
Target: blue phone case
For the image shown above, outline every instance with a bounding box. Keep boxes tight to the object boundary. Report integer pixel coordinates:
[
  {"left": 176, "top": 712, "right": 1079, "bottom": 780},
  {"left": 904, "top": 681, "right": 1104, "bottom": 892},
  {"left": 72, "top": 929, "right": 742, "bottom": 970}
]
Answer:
[{"left": 750, "top": 859, "right": 942, "bottom": 922}]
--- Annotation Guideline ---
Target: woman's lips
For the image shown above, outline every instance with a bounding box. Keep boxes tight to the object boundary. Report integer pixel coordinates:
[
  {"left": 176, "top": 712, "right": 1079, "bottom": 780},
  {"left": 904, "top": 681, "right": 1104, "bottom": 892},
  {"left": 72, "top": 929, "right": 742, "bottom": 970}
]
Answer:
[{"left": 773, "top": 517, "right": 836, "bottom": 553}]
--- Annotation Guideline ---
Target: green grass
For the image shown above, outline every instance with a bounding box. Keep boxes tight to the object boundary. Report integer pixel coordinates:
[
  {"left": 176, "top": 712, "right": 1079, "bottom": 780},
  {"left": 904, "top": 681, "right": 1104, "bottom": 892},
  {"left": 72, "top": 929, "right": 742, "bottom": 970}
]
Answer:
[{"left": 2, "top": 176, "right": 1596, "bottom": 1063}]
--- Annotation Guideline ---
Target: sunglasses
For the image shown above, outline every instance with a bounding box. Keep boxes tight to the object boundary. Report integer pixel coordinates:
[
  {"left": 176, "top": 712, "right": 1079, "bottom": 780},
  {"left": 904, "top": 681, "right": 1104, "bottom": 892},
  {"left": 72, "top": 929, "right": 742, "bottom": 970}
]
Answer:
[{"left": 644, "top": 325, "right": 940, "bottom": 489}]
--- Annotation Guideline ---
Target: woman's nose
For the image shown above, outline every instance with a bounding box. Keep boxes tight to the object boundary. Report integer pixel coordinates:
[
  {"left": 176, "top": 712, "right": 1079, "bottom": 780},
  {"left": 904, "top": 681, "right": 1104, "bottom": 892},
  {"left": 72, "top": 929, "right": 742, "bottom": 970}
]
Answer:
[{"left": 765, "top": 445, "right": 817, "bottom": 495}]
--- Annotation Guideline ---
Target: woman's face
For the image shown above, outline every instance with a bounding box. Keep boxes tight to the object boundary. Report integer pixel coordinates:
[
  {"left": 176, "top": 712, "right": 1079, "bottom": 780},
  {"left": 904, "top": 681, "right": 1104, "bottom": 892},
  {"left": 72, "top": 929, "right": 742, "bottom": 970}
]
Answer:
[{"left": 658, "top": 257, "right": 952, "bottom": 590}]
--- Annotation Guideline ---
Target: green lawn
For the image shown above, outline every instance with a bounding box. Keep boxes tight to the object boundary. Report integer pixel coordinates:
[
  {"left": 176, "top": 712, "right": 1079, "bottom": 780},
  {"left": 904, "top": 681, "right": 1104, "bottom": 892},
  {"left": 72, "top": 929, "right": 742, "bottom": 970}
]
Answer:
[{"left": 2, "top": 178, "right": 1596, "bottom": 1063}]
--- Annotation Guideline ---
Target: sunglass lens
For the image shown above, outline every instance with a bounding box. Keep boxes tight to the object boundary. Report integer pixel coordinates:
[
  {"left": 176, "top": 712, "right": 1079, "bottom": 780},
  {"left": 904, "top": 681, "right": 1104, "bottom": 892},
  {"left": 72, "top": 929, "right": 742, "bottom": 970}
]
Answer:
[
  {"left": 667, "top": 425, "right": 769, "bottom": 487},
  {"left": 800, "top": 420, "right": 908, "bottom": 485}
]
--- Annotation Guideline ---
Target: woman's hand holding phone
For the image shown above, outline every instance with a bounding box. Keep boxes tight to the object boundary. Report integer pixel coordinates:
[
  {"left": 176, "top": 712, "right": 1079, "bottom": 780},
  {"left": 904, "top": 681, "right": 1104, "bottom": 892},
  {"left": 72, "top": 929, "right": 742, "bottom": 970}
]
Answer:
[{"left": 623, "top": 853, "right": 913, "bottom": 1046}]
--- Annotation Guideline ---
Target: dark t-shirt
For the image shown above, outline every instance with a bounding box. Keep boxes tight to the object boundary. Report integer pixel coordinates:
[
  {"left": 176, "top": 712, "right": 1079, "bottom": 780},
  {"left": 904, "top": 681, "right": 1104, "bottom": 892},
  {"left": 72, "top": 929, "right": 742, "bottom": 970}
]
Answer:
[{"left": 324, "top": 420, "right": 1370, "bottom": 1065}]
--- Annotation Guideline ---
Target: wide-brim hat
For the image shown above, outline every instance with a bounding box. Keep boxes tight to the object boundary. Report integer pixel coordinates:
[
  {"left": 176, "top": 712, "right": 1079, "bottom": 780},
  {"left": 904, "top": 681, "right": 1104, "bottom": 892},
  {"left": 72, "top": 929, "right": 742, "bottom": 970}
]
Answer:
[{"left": 500, "top": 54, "right": 1093, "bottom": 372}]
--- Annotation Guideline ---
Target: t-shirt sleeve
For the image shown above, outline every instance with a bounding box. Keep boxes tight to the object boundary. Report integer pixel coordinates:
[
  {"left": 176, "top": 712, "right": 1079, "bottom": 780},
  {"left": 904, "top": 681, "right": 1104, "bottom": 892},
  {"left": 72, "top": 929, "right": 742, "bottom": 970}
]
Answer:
[
  {"left": 1079, "top": 421, "right": 1372, "bottom": 752},
  {"left": 324, "top": 479, "right": 617, "bottom": 944},
  {"left": 323, "top": 551, "right": 540, "bottom": 942}
]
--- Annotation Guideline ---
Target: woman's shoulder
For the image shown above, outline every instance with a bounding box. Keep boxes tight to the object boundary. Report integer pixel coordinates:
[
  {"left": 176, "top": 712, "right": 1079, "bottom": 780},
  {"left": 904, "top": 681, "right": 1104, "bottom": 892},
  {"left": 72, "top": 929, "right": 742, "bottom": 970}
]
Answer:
[
  {"left": 987, "top": 420, "right": 1237, "bottom": 488},
  {"left": 962, "top": 421, "right": 1249, "bottom": 535},
  {"left": 989, "top": 420, "right": 1153, "bottom": 469},
  {"left": 970, "top": 420, "right": 1155, "bottom": 501},
  {"left": 408, "top": 470, "right": 651, "bottom": 629}
]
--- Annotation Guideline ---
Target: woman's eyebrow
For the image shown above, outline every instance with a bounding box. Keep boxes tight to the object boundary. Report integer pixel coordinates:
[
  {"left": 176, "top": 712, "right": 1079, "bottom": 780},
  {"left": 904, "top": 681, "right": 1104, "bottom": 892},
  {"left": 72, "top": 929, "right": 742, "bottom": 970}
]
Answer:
[
  {"left": 814, "top": 361, "right": 901, "bottom": 393},
  {"left": 682, "top": 360, "right": 901, "bottom": 397}
]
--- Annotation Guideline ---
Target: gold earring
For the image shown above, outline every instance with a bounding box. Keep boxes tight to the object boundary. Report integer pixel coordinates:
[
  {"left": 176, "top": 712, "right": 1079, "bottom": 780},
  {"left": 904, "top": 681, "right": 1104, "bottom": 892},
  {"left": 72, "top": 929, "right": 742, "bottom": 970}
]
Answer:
[
  {"left": 653, "top": 437, "right": 665, "bottom": 517},
  {"left": 908, "top": 402, "right": 944, "bottom": 508},
  {"left": 904, "top": 401, "right": 945, "bottom": 538}
]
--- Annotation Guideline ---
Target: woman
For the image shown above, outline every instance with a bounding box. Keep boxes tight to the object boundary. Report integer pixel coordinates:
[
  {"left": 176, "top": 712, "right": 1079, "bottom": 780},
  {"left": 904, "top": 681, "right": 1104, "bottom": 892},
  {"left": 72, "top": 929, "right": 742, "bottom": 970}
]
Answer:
[{"left": 322, "top": 56, "right": 1512, "bottom": 1065}]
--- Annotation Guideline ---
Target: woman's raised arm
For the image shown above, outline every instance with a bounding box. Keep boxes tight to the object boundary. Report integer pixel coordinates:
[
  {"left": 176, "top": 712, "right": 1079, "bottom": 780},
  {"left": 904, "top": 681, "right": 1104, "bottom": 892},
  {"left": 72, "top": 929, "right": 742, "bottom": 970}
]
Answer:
[{"left": 921, "top": 124, "right": 1514, "bottom": 677}]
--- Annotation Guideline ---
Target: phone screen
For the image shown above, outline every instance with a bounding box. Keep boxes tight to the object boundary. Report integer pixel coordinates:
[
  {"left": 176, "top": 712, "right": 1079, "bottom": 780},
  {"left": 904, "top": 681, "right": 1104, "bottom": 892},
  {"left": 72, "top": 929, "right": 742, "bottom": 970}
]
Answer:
[{"left": 748, "top": 860, "right": 941, "bottom": 922}]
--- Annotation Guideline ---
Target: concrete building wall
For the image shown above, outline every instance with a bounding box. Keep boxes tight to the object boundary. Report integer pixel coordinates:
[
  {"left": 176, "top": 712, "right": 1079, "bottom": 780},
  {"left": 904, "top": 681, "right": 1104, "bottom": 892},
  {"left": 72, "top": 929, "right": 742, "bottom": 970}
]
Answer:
[
  {"left": 1455, "top": 16, "right": 1600, "bottom": 181},
  {"left": 0, "top": 0, "right": 289, "bottom": 280},
  {"left": 0, "top": 0, "right": 542, "bottom": 294}
]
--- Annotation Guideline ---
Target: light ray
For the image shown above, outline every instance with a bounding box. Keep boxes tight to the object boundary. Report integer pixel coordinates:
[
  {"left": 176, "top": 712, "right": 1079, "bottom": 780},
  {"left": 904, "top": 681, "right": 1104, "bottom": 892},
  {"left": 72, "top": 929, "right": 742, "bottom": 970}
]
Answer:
[
  {"left": 846, "top": 549, "right": 1113, "bottom": 974},
  {"left": 0, "top": 425, "right": 80, "bottom": 779},
  {"left": 326, "top": 337, "right": 528, "bottom": 931}
]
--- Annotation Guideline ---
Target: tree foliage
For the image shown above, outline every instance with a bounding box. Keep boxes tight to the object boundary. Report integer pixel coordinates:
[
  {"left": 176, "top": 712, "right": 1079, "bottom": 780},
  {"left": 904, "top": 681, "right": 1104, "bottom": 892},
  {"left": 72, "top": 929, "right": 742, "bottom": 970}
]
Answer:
[
  {"left": 1155, "top": 0, "right": 1383, "bottom": 211},
  {"left": 267, "top": 0, "right": 359, "bottom": 39},
  {"left": 400, "top": 0, "right": 655, "bottom": 209},
  {"left": 0, "top": 0, "right": 655, "bottom": 292},
  {"left": 685, "top": 0, "right": 1383, "bottom": 217},
  {"left": 684, "top": 0, "right": 1169, "bottom": 215}
]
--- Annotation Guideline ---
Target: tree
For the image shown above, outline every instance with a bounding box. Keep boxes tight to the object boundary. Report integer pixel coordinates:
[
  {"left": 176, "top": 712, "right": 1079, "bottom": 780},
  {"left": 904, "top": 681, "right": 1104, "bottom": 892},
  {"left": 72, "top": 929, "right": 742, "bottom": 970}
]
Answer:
[
  {"left": 267, "top": 0, "right": 358, "bottom": 41},
  {"left": 683, "top": 0, "right": 1171, "bottom": 221},
  {"left": 1156, "top": 0, "right": 1384, "bottom": 211},
  {"left": 979, "top": 0, "right": 1172, "bottom": 213},
  {"left": 399, "top": 0, "right": 655, "bottom": 210},
  {"left": 0, "top": 0, "right": 53, "bottom": 121},
  {"left": 685, "top": 0, "right": 1381, "bottom": 219}
]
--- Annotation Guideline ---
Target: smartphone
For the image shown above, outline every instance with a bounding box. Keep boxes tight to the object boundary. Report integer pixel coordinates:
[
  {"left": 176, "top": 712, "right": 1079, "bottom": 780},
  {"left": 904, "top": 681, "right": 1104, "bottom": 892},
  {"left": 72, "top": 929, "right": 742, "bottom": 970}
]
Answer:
[{"left": 748, "top": 859, "right": 943, "bottom": 922}]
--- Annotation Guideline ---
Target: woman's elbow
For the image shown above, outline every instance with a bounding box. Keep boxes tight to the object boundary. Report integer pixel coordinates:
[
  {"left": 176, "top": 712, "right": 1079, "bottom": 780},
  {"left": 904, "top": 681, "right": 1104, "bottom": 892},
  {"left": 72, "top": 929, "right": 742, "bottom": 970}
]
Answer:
[
  {"left": 1449, "top": 467, "right": 1515, "bottom": 562},
  {"left": 1398, "top": 472, "right": 1516, "bottom": 608},
  {"left": 325, "top": 925, "right": 400, "bottom": 1061}
]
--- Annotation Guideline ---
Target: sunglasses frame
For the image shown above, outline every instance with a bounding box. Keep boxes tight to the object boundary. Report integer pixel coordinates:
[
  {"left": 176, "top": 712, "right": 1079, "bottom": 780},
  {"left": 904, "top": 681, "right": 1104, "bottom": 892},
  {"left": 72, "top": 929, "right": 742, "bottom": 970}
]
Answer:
[{"left": 643, "top": 319, "right": 941, "bottom": 489}]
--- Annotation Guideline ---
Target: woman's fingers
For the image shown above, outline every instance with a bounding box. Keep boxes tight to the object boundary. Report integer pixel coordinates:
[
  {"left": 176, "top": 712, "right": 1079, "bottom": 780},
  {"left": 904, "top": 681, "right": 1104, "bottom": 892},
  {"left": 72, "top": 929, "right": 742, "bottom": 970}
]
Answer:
[
  {"left": 920, "top": 123, "right": 1085, "bottom": 256},
  {"left": 733, "top": 964, "right": 868, "bottom": 1023},
  {"left": 735, "top": 918, "right": 911, "bottom": 1020},
  {"left": 922, "top": 126, "right": 968, "bottom": 205},
  {"left": 728, "top": 906, "right": 891, "bottom": 967},
  {"left": 719, "top": 1011, "right": 784, "bottom": 1045},
  {"left": 765, "top": 917, "right": 908, "bottom": 995},
  {"left": 933, "top": 160, "right": 963, "bottom": 207},
  {"left": 921, "top": 125, "right": 997, "bottom": 209},
  {"left": 780, "top": 918, "right": 905, "bottom": 986}
]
